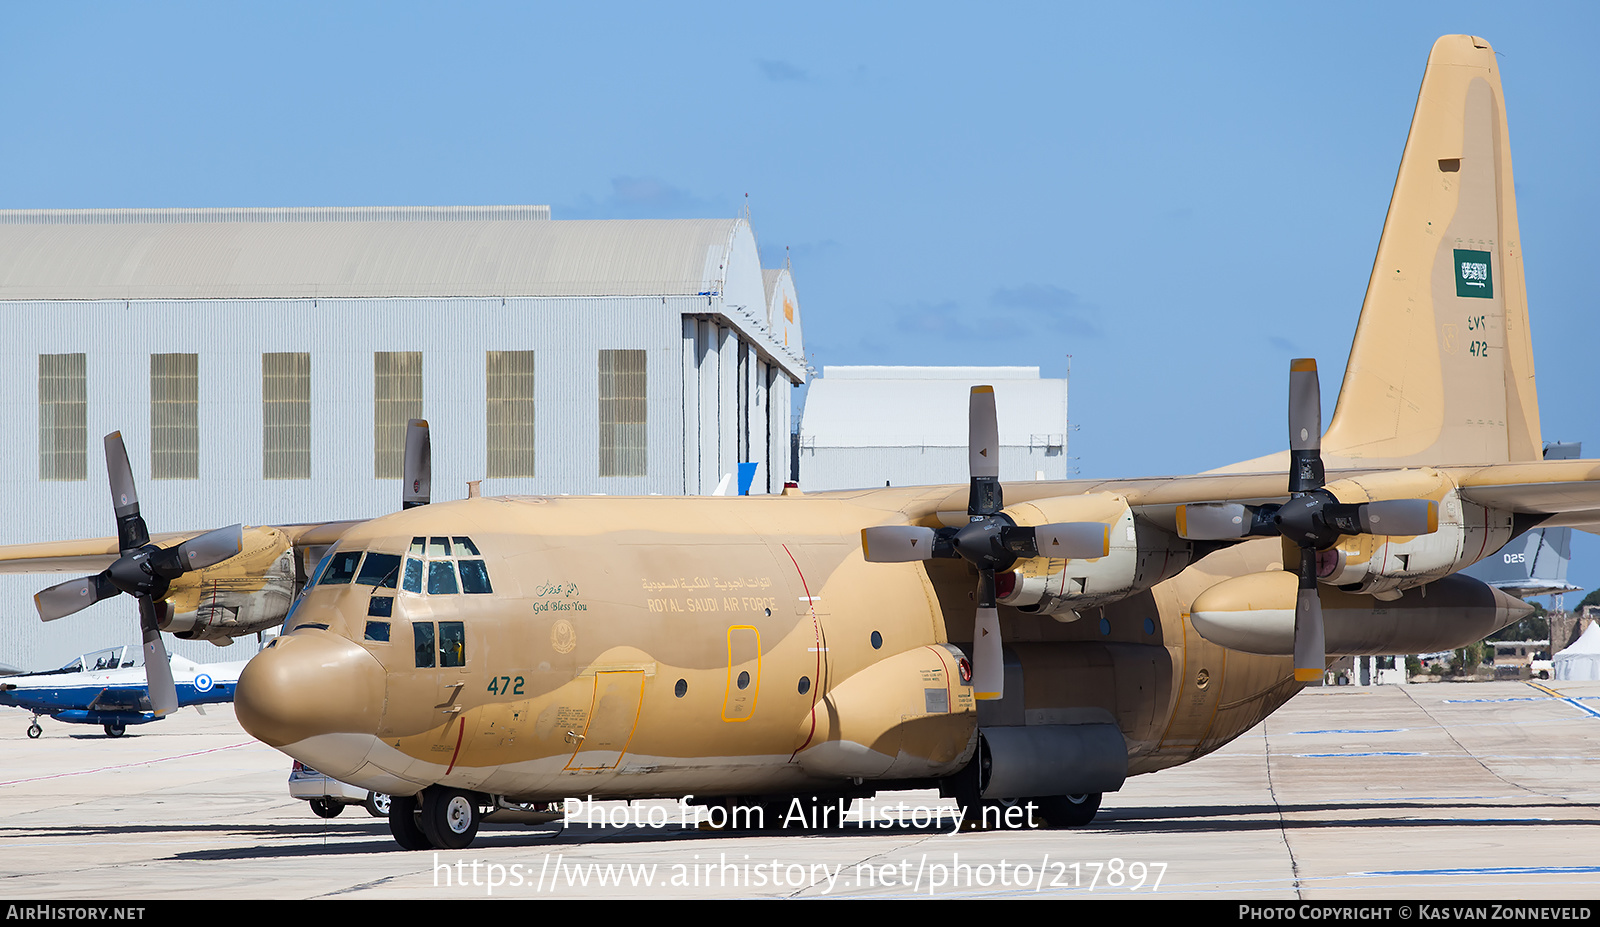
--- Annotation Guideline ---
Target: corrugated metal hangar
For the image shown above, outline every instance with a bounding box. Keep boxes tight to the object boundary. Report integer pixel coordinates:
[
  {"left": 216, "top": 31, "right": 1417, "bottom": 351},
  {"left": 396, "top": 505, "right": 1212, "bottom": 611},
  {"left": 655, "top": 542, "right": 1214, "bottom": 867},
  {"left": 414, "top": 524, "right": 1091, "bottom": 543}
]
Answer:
[
  {"left": 0, "top": 205, "right": 807, "bottom": 667},
  {"left": 797, "top": 366, "right": 1069, "bottom": 491}
]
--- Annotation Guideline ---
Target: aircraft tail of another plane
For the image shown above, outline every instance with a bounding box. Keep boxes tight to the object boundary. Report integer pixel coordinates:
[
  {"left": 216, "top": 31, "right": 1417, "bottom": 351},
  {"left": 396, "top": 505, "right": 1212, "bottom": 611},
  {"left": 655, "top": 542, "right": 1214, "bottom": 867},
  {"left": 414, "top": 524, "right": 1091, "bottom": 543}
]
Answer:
[{"left": 1320, "top": 34, "right": 1542, "bottom": 468}]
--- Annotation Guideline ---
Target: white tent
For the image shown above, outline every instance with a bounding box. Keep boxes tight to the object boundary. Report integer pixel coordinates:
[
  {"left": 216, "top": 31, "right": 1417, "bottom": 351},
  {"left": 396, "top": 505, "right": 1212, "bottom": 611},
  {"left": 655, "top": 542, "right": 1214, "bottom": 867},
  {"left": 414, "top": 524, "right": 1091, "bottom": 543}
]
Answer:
[{"left": 1554, "top": 623, "right": 1600, "bottom": 681}]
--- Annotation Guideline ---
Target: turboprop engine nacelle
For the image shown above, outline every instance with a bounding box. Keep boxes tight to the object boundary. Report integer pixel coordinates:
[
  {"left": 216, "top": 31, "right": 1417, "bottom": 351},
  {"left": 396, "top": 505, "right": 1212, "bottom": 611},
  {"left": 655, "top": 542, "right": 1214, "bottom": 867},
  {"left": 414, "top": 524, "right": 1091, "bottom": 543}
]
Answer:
[
  {"left": 995, "top": 493, "right": 1189, "bottom": 618},
  {"left": 1314, "top": 469, "right": 1514, "bottom": 599},
  {"left": 1190, "top": 569, "right": 1531, "bottom": 656},
  {"left": 160, "top": 526, "right": 296, "bottom": 644}
]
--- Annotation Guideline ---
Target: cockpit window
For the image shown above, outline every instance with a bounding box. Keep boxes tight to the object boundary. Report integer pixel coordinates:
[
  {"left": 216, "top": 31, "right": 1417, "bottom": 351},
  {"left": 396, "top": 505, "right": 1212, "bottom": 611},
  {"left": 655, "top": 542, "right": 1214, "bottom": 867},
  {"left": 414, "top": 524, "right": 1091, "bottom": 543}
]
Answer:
[
  {"left": 458, "top": 560, "right": 493, "bottom": 594},
  {"left": 439, "top": 621, "right": 465, "bottom": 667},
  {"left": 414, "top": 623, "right": 435, "bottom": 668},
  {"left": 395, "top": 537, "right": 489, "bottom": 595},
  {"left": 427, "top": 560, "right": 459, "bottom": 595},
  {"left": 356, "top": 553, "right": 402, "bottom": 588},
  {"left": 323, "top": 551, "right": 361, "bottom": 585}
]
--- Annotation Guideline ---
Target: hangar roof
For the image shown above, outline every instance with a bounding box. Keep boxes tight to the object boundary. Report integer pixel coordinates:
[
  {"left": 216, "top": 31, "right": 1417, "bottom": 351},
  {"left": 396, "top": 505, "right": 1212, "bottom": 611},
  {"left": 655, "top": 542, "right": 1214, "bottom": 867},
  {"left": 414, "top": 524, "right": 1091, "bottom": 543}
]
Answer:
[
  {"left": 802, "top": 366, "right": 1068, "bottom": 447},
  {"left": 0, "top": 207, "right": 750, "bottom": 301}
]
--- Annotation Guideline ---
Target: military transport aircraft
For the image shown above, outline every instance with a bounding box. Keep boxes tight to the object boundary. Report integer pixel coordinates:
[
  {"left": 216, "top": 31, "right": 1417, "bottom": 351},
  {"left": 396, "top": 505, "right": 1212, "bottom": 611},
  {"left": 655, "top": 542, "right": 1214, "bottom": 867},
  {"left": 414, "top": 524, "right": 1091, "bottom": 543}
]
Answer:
[{"left": 2, "top": 35, "right": 1594, "bottom": 851}]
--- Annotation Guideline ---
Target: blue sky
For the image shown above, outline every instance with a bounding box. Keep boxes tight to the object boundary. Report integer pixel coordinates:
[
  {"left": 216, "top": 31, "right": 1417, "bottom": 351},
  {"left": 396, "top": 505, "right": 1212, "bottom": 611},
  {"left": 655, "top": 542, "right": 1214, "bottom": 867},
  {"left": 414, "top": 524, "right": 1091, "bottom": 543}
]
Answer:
[{"left": 4, "top": 3, "right": 1597, "bottom": 603}]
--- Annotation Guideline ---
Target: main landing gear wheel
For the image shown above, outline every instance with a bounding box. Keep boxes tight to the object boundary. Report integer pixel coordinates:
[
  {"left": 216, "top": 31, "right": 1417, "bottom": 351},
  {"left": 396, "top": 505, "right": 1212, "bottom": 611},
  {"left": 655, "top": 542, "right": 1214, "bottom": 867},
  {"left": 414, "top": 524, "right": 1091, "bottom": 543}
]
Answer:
[
  {"left": 388, "top": 794, "right": 432, "bottom": 850},
  {"left": 103, "top": 721, "right": 126, "bottom": 738},
  {"left": 418, "top": 786, "right": 480, "bottom": 850},
  {"left": 365, "top": 792, "right": 392, "bottom": 817},
  {"left": 27, "top": 721, "right": 42, "bottom": 739},
  {"left": 1038, "top": 793, "right": 1101, "bottom": 828},
  {"left": 310, "top": 798, "right": 345, "bottom": 819}
]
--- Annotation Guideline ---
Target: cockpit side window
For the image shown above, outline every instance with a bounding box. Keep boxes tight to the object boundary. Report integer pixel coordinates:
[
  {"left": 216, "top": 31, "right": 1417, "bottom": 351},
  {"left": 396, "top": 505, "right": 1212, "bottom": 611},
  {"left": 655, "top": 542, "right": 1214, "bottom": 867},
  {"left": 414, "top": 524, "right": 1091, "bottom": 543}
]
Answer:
[
  {"left": 402, "top": 558, "right": 424, "bottom": 594},
  {"left": 458, "top": 560, "right": 493, "bottom": 594},
  {"left": 323, "top": 551, "right": 361, "bottom": 585}
]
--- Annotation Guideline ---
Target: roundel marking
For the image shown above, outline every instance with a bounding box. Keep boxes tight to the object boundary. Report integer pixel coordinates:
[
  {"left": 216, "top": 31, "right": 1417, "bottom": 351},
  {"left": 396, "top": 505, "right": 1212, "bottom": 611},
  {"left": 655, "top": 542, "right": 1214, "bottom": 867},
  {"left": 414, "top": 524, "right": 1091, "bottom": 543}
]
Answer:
[{"left": 194, "top": 674, "right": 214, "bottom": 693}]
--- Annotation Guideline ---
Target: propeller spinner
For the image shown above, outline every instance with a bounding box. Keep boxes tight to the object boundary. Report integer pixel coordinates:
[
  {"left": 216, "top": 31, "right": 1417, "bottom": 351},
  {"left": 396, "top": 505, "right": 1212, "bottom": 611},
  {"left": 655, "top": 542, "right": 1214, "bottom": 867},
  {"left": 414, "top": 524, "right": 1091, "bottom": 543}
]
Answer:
[
  {"left": 33, "top": 433, "right": 242, "bottom": 715},
  {"left": 861, "top": 386, "right": 1109, "bottom": 700}
]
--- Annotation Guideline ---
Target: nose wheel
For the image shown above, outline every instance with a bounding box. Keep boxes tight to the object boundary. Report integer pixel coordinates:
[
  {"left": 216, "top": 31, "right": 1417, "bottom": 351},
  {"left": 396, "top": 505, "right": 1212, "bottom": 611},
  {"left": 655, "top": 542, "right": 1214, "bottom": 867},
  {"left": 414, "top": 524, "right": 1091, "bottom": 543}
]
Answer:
[
  {"left": 388, "top": 787, "right": 483, "bottom": 850},
  {"left": 27, "top": 718, "right": 42, "bottom": 739},
  {"left": 419, "top": 786, "right": 481, "bottom": 849}
]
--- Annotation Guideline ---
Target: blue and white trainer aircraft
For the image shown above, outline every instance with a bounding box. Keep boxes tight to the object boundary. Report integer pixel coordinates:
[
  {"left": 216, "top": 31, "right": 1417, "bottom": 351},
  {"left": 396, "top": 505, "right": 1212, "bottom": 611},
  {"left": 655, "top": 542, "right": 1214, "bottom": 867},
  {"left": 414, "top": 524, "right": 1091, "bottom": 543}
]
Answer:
[{"left": 0, "top": 644, "right": 246, "bottom": 738}]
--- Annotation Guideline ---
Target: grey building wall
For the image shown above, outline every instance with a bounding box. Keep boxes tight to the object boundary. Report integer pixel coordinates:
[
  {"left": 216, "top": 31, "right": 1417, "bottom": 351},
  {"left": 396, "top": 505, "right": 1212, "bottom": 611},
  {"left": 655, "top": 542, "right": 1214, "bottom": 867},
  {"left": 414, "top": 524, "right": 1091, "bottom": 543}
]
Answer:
[{"left": 0, "top": 212, "right": 808, "bottom": 669}]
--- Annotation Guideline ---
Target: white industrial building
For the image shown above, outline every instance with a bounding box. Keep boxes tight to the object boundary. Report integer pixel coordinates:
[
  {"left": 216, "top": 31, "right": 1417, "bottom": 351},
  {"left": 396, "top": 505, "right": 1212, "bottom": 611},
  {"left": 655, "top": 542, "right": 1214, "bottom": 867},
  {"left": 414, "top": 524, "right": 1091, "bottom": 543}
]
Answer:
[
  {"left": 0, "top": 206, "right": 806, "bottom": 668},
  {"left": 797, "top": 366, "right": 1069, "bottom": 491}
]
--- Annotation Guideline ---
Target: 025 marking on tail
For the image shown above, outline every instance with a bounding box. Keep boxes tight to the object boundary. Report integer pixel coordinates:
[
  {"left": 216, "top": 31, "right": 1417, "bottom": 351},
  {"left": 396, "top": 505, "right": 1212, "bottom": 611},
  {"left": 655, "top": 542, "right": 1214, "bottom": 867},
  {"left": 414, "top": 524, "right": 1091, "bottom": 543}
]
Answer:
[{"left": 2, "top": 35, "right": 1597, "bottom": 850}]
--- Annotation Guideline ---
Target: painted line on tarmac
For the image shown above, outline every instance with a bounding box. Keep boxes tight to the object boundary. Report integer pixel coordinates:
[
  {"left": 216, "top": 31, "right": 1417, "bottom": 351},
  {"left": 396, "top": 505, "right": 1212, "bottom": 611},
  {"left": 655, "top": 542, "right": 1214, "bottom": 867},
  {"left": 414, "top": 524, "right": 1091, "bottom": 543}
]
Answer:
[
  {"left": 1526, "top": 681, "right": 1600, "bottom": 719},
  {"left": 0, "top": 740, "right": 256, "bottom": 786}
]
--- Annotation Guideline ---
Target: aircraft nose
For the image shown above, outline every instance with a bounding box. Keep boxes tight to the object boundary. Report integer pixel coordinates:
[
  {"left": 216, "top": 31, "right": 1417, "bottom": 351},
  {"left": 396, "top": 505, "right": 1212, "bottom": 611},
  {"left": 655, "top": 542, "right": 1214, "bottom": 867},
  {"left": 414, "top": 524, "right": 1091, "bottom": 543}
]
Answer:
[{"left": 236, "top": 629, "right": 385, "bottom": 748}]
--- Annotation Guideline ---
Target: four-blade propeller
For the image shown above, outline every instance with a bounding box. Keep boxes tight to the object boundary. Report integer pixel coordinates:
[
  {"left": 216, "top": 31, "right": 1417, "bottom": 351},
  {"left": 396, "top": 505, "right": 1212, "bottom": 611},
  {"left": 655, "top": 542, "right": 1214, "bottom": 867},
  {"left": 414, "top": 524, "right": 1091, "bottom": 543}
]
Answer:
[
  {"left": 861, "top": 386, "right": 1109, "bottom": 700},
  {"left": 1176, "top": 359, "right": 1438, "bottom": 684},
  {"left": 34, "top": 433, "right": 242, "bottom": 715}
]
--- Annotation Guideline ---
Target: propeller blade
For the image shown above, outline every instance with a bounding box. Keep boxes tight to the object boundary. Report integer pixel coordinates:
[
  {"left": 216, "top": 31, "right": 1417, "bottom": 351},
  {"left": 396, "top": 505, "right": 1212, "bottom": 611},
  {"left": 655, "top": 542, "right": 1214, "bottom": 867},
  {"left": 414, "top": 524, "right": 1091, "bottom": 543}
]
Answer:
[
  {"left": 139, "top": 598, "right": 178, "bottom": 716},
  {"left": 165, "top": 524, "right": 244, "bottom": 575},
  {"left": 1361, "top": 499, "right": 1439, "bottom": 536},
  {"left": 403, "top": 419, "right": 431, "bottom": 509},
  {"left": 1176, "top": 503, "right": 1253, "bottom": 540},
  {"left": 1288, "top": 359, "right": 1324, "bottom": 494},
  {"left": 1292, "top": 549, "right": 1325, "bottom": 685},
  {"left": 973, "top": 604, "right": 1004, "bottom": 701},
  {"left": 1030, "top": 522, "right": 1110, "bottom": 559},
  {"left": 968, "top": 386, "right": 1002, "bottom": 516},
  {"left": 35, "top": 573, "right": 118, "bottom": 622},
  {"left": 104, "top": 432, "right": 149, "bottom": 553},
  {"left": 861, "top": 526, "right": 937, "bottom": 563}
]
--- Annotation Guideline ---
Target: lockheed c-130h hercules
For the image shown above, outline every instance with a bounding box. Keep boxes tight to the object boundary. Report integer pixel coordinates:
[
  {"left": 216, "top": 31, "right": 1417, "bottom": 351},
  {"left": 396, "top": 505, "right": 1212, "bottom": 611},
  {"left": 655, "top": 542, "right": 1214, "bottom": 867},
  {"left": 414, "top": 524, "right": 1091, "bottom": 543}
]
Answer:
[{"left": 4, "top": 35, "right": 1596, "bottom": 851}]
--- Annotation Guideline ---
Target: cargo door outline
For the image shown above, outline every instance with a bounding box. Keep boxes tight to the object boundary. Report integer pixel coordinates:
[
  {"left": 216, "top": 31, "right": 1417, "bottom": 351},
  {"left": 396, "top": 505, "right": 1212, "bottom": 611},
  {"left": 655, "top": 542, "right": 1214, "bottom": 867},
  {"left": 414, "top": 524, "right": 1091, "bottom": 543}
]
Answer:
[
  {"left": 565, "top": 671, "right": 645, "bottom": 771},
  {"left": 723, "top": 625, "right": 761, "bottom": 722}
]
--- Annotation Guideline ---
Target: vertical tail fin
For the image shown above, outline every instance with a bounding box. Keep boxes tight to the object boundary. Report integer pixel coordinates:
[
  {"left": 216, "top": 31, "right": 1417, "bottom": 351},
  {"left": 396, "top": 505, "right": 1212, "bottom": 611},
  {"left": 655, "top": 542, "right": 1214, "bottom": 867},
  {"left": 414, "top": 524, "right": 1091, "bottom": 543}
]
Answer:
[{"left": 1322, "top": 35, "right": 1541, "bottom": 467}]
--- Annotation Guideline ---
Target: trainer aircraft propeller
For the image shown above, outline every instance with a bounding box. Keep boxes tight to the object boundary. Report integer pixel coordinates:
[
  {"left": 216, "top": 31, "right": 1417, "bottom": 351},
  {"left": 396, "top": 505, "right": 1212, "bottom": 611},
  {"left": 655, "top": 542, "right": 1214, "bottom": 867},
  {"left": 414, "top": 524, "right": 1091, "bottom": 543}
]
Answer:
[{"left": 0, "top": 37, "right": 1594, "bottom": 850}]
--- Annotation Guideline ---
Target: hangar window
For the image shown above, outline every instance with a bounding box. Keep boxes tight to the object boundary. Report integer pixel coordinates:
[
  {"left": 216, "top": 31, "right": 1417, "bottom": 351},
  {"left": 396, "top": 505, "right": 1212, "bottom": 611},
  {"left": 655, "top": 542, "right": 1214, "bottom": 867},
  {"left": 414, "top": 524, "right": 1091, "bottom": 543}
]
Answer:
[
  {"left": 374, "top": 352, "right": 423, "bottom": 479},
  {"left": 599, "top": 349, "right": 647, "bottom": 477},
  {"left": 487, "top": 350, "right": 535, "bottom": 478},
  {"left": 39, "top": 353, "right": 86, "bottom": 481},
  {"left": 263, "top": 352, "right": 311, "bottom": 479},
  {"left": 151, "top": 353, "right": 199, "bottom": 480}
]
